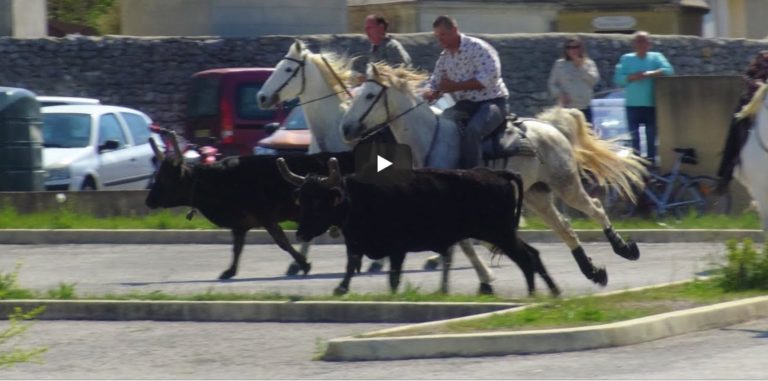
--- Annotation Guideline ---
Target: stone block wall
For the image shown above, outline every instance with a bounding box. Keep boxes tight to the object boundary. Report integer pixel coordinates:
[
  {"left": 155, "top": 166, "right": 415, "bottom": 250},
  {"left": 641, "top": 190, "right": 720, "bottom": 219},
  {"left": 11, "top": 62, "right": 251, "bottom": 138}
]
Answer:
[{"left": 1, "top": 33, "right": 767, "bottom": 131}]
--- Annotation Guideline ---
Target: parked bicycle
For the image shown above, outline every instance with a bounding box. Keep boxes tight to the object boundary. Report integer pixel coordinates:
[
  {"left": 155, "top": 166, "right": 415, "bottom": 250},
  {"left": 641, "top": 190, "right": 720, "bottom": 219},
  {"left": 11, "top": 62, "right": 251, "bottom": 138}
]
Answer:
[{"left": 610, "top": 148, "right": 731, "bottom": 219}]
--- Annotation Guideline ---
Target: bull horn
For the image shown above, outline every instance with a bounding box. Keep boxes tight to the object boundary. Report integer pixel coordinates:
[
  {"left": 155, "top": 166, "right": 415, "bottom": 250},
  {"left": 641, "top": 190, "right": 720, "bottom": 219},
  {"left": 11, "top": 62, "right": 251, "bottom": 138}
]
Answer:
[
  {"left": 323, "top": 157, "right": 342, "bottom": 186},
  {"left": 148, "top": 138, "right": 164, "bottom": 161},
  {"left": 169, "top": 131, "right": 184, "bottom": 165},
  {"left": 276, "top": 158, "right": 306, "bottom": 186}
]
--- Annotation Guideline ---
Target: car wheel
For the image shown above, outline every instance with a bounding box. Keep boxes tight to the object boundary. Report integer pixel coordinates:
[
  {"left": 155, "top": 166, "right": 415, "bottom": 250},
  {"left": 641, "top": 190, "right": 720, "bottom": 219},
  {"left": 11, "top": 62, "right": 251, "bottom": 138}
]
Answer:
[{"left": 81, "top": 177, "right": 97, "bottom": 191}]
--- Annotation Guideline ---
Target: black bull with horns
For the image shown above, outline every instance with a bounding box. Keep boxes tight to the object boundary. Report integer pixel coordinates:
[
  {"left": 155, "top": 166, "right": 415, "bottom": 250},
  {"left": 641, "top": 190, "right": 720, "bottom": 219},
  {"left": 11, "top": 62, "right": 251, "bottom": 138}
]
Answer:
[
  {"left": 277, "top": 157, "right": 561, "bottom": 296},
  {"left": 144, "top": 133, "right": 354, "bottom": 279}
]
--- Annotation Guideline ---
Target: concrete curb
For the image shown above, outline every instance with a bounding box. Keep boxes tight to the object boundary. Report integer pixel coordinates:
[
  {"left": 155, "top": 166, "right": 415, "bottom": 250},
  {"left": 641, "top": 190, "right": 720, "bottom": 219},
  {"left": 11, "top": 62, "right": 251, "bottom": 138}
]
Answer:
[
  {"left": 322, "top": 296, "right": 768, "bottom": 361},
  {"left": 0, "top": 229, "right": 763, "bottom": 244},
  {"left": 0, "top": 300, "right": 518, "bottom": 323}
]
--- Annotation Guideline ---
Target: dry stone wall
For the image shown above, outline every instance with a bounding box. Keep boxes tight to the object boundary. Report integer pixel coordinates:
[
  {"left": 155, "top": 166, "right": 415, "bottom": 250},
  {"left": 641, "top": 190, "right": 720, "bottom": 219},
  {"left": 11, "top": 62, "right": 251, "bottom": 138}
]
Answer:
[{"left": 1, "top": 33, "right": 767, "bottom": 131}]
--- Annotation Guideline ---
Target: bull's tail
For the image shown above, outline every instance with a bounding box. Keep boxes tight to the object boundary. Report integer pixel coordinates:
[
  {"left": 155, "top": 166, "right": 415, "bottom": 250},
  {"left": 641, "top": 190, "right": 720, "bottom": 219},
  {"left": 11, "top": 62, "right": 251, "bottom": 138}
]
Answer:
[
  {"left": 488, "top": 170, "right": 525, "bottom": 257},
  {"left": 536, "top": 107, "right": 648, "bottom": 202}
]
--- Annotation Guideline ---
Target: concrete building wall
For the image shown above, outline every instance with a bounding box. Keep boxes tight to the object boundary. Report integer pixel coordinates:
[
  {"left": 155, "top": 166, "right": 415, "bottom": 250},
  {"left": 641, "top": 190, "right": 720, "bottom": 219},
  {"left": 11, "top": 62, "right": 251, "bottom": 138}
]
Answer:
[
  {"left": 744, "top": 0, "right": 768, "bottom": 39},
  {"left": 0, "top": 0, "right": 46, "bottom": 37},
  {"left": 415, "top": 2, "right": 558, "bottom": 34},
  {"left": 120, "top": 0, "right": 346, "bottom": 37},
  {"left": 120, "top": 0, "right": 212, "bottom": 36}
]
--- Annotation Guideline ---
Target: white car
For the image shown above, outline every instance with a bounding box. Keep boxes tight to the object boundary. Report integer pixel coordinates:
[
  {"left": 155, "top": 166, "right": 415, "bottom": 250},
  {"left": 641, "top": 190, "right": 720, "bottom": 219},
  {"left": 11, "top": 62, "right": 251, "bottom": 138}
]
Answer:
[
  {"left": 590, "top": 89, "right": 630, "bottom": 143},
  {"left": 37, "top": 96, "right": 101, "bottom": 107},
  {"left": 41, "top": 105, "right": 163, "bottom": 191}
]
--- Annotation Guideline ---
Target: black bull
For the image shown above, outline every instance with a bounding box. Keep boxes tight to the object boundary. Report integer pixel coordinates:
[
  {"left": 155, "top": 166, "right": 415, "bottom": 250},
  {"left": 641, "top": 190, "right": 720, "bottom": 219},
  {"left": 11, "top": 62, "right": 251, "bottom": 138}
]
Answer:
[
  {"left": 278, "top": 157, "right": 561, "bottom": 296},
  {"left": 145, "top": 134, "right": 354, "bottom": 279}
]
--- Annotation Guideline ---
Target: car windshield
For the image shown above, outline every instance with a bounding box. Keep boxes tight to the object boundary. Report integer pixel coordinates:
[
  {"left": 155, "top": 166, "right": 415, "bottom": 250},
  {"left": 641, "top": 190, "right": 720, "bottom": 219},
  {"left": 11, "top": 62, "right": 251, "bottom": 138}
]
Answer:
[
  {"left": 283, "top": 107, "right": 307, "bottom": 130},
  {"left": 187, "top": 77, "right": 220, "bottom": 117},
  {"left": 42, "top": 113, "right": 91, "bottom": 148}
]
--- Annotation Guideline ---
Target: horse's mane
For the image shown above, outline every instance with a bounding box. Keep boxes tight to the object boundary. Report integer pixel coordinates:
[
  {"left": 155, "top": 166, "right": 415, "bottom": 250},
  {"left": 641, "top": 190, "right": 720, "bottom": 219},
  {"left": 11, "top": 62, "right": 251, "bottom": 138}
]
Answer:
[
  {"left": 370, "top": 62, "right": 428, "bottom": 97},
  {"left": 736, "top": 82, "right": 768, "bottom": 120},
  {"left": 306, "top": 50, "right": 354, "bottom": 95}
]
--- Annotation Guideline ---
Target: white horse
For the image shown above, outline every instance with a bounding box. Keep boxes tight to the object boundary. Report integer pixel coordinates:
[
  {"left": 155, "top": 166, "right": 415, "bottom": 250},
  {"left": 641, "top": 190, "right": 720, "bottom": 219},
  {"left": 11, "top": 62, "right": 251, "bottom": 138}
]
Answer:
[
  {"left": 257, "top": 41, "right": 497, "bottom": 292},
  {"left": 734, "top": 82, "right": 768, "bottom": 233},
  {"left": 340, "top": 63, "right": 649, "bottom": 286}
]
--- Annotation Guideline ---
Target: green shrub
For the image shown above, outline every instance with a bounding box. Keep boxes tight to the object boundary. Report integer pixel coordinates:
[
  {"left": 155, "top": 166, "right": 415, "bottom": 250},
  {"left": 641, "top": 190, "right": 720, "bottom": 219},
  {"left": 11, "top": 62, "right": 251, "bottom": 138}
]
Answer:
[
  {"left": 0, "top": 306, "right": 47, "bottom": 368},
  {"left": 719, "top": 239, "right": 768, "bottom": 291}
]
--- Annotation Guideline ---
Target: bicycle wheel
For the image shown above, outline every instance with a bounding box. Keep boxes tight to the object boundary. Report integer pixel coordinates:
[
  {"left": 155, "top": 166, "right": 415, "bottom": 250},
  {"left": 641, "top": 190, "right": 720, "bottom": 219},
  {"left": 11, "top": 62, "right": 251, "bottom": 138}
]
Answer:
[
  {"left": 689, "top": 176, "right": 732, "bottom": 215},
  {"left": 671, "top": 181, "right": 706, "bottom": 219}
]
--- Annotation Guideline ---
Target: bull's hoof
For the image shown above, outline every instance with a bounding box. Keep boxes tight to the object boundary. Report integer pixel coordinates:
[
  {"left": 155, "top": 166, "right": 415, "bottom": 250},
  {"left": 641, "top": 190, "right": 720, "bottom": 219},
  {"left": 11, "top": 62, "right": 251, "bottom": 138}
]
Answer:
[
  {"left": 423, "top": 257, "right": 440, "bottom": 271},
  {"left": 367, "top": 261, "right": 384, "bottom": 273},
  {"left": 286, "top": 262, "right": 301, "bottom": 276},
  {"left": 591, "top": 266, "right": 608, "bottom": 287},
  {"left": 219, "top": 268, "right": 236, "bottom": 280},
  {"left": 301, "top": 261, "right": 312, "bottom": 275},
  {"left": 478, "top": 283, "right": 494, "bottom": 295},
  {"left": 333, "top": 286, "right": 349, "bottom": 296}
]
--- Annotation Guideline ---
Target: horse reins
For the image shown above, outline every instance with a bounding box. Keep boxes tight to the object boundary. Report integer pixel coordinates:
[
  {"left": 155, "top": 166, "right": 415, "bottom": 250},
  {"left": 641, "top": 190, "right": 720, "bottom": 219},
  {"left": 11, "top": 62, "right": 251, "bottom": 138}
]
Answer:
[{"left": 273, "top": 54, "right": 353, "bottom": 107}]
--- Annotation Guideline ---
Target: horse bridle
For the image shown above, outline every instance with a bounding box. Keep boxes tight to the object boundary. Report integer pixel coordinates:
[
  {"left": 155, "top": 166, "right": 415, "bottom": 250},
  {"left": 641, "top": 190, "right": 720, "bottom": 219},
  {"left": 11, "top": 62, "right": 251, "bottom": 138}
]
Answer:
[
  {"left": 357, "top": 79, "right": 426, "bottom": 140},
  {"left": 272, "top": 54, "right": 352, "bottom": 106}
]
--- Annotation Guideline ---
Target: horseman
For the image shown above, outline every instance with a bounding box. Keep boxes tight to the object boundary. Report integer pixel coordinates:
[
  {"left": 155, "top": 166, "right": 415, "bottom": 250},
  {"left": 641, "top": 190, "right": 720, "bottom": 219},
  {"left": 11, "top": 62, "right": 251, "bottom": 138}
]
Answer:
[
  {"left": 715, "top": 50, "right": 768, "bottom": 194},
  {"left": 422, "top": 15, "right": 509, "bottom": 169},
  {"left": 352, "top": 14, "right": 412, "bottom": 85}
]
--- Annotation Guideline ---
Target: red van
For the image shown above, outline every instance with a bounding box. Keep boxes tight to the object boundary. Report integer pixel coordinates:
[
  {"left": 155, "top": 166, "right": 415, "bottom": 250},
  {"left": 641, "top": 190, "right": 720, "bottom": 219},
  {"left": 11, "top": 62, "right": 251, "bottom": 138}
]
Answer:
[{"left": 185, "top": 68, "right": 293, "bottom": 156}]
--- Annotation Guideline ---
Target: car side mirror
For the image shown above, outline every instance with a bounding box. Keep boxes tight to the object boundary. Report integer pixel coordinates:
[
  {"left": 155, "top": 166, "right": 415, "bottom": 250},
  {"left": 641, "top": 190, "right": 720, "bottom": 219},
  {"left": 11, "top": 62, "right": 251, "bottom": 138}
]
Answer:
[
  {"left": 98, "top": 139, "right": 120, "bottom": 153},
  {"left": 264, "top": 122, "right": 280, "bottom": 136}
]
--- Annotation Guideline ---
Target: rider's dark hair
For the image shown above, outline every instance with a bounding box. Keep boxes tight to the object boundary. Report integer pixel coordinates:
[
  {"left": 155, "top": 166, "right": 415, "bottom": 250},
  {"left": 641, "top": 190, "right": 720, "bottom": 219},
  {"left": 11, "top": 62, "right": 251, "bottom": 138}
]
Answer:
[
  {"left": 432, "top": 15, "right": 457, "bottom": 30},
  {"left": 367, "top": 14, "right": 389, "bottom": 31}
]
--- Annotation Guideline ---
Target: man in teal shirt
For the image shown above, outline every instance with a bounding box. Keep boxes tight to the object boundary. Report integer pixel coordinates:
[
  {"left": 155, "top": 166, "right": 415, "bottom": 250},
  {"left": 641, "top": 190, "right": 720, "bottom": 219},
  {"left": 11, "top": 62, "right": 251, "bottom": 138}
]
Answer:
[{"left": 613, "top": 31, "right": 674, "bottom": 164}]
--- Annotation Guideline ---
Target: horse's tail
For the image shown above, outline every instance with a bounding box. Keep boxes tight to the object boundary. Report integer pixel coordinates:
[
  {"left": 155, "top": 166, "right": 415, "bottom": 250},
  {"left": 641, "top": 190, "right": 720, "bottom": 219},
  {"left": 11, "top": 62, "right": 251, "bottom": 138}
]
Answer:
[
  {"left": 536, "top": 107, "right": 648, "bottom": 202},
  {"left": 736, "top": 83, "right": 768, "bottom": 120}
]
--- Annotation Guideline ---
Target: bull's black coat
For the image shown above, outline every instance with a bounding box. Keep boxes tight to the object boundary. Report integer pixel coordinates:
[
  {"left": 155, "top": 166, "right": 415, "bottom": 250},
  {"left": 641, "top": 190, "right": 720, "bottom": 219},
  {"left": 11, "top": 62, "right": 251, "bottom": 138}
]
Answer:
[
  {"left": 286, "top": 162, "right": 560, "bottom": 296},
  {"left": 146, "top": 151, "right": 354, "bottom": 279}
]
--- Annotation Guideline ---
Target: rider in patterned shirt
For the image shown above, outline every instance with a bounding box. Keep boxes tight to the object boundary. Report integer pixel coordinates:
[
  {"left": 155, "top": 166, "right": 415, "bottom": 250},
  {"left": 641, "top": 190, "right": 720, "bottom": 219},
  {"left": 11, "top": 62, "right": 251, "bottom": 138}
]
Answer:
[
  {"left": 716, "top": 50, "right": 768, "bottom": 194},
  {"left": 422, "top": 15, "right": 509, "bottom": 169}
]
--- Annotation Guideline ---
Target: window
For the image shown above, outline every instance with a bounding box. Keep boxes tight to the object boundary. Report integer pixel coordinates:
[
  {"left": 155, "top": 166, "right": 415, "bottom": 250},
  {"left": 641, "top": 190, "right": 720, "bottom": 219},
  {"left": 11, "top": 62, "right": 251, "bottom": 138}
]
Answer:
[
  {"left": 98, "top": 114, "right": 127, "bottom": 148},
  {"left": 122, "top": 112, "right": 151, "bottom": 145},
  {"left": 42, "top": 113, "right": 92, "bottom": 148},
  {"left": 236, "top": 84, "right": 278, "bottom": 120},
  {"left": 187, "top": 77, "right": 220, "bottom": 117}
]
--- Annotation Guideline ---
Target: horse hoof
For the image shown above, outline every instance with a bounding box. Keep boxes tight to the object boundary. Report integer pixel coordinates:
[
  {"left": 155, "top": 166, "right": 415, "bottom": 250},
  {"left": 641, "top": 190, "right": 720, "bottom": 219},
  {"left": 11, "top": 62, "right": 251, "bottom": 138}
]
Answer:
[
  {"left": 285, "top": 262, "right": 301, "bottom": 276},
  {"left": 592, "top": 266, "right": 608, "bottom": 287},
  {"left": 423, "top": 258, "right": 440, "bottom": 271},
  {"left": 333, "top": 286, "right": 348, "bottom": 296},
  {"left": 621, "top": 240, "right": 640, "bottom": 261},
  {"left": 219, "top": 269, "right": 236, "bottom": 280},
  {"left": 301, "top": 261, "right": 312, "bottom": 276},
  {"left": 478, "top": 283, "right": 494, "bottom": 295},
  {"left": 367, "top": 261, "right": 384, "bottom": 273}
]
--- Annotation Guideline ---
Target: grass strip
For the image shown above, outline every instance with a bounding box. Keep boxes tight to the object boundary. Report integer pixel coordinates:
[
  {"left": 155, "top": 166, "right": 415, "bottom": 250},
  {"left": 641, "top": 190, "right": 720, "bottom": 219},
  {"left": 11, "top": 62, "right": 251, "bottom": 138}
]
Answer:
[{"left": 364, "top": 278, "right": 768, "bottom": 337}]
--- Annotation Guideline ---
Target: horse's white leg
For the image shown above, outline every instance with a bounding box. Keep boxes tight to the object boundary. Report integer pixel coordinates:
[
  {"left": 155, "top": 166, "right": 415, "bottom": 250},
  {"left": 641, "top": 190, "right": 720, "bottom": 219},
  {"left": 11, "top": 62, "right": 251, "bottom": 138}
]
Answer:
[
  {"left": 458, "top": 240, "right": 495, "bottom": 294},
  {"left": 423, "top": 241, "right": 495, "bottom": 293},
  {"left": 552, "top": 176, "right": 640, "bottom": 261},
  {"left": 525, "top": 187, "right": 608, "bottom": 286}
]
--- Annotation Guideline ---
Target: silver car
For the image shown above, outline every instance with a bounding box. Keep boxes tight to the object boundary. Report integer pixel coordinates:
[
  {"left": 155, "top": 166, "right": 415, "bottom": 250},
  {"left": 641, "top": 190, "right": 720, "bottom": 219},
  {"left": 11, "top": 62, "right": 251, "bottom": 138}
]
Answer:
[{"left": 41, "top": 105, "right": 162, "bottom": 191}]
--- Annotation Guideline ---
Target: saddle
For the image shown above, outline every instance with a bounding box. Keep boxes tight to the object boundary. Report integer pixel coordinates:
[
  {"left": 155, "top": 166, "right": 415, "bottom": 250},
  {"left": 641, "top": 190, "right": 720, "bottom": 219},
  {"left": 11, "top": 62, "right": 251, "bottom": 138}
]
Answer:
[
  {"left": 448, "top": 101, "right": 536, "bottom": 161},
  {"left": 481, "top": 114, "right": 537, "bottom": 161}
]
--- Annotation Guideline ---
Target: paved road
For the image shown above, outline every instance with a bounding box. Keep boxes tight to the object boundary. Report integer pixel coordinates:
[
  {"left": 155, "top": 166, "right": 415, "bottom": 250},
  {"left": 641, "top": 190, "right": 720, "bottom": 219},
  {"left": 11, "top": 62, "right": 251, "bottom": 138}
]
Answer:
[
  {"left": 0, "top": 242, "right": 724, "bottom": 298},
  {"left": 3, "top": 241, "right": 765, "bottom": 379},
  {"left": 2, "top": 318, "right": 767, "bottom": 379}
]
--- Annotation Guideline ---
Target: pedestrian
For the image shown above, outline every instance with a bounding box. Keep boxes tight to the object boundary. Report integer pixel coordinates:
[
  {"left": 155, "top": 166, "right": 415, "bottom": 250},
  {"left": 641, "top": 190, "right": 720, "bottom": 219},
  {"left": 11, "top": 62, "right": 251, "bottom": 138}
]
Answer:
[
  {"left": 548, "top": 36, "right": 600, "bottom": 124},
  {"left": 715, "top": 50, "right": 768, "bottom": 194},
  {"left": 421, "top": 15, "right": 509, "bottom": 169},
  {"left": 613, "top": 31, "right": 674, "bottom": 165},
  {"left": 352, "top": 14, "right": 412, "bottom": 83}
]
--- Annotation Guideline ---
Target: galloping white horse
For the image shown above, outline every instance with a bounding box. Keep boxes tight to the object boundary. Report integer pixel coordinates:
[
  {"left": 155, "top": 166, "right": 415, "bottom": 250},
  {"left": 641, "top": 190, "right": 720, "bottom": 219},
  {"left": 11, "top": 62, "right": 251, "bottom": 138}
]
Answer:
[
  {"left": 257, "top": 41, "right": 497, "bottom": 292},
  {"left": 341, "top": 63, "right": 649, "bottom": 286},
  {"left": 734, "top": 82, "right": 768, "bottom": 233}
]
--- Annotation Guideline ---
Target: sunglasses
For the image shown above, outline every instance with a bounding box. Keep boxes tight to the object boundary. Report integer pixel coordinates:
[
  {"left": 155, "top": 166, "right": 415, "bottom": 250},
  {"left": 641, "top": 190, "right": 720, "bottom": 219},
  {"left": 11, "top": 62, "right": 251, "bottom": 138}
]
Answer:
[{"left": 566, "top": 45, "right": 581, "bottom": 49}]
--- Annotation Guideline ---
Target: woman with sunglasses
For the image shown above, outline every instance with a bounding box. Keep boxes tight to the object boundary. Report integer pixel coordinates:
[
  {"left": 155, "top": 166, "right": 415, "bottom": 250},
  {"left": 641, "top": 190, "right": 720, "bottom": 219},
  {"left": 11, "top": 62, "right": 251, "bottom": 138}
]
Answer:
[{"left": 547, "top": 36, "right": 600, "bottom": 124}]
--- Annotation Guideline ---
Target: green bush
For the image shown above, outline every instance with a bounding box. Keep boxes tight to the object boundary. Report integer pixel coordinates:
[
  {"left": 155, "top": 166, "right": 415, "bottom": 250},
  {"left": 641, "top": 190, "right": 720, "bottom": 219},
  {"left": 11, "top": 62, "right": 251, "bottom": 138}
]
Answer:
[
  {"left": 0, "top": 307, "right": 47, "bottom": 369},
  {"left": 719, "top": 239, "right": 768, "bottom": 291}
]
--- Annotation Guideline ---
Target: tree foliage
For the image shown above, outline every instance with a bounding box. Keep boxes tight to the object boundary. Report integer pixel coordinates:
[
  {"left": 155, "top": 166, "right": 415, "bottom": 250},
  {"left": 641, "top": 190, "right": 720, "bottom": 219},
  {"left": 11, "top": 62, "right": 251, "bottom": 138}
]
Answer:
[{"left": 47, "top": 0, "right": 120, "bottom": 35}]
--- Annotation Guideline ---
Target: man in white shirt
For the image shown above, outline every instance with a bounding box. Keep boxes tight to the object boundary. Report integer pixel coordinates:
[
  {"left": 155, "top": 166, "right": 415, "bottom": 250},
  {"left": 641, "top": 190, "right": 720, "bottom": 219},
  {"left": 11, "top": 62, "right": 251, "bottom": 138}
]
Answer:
[{"left": 423, "top": 15, "right": 509, "bottom": 169}]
